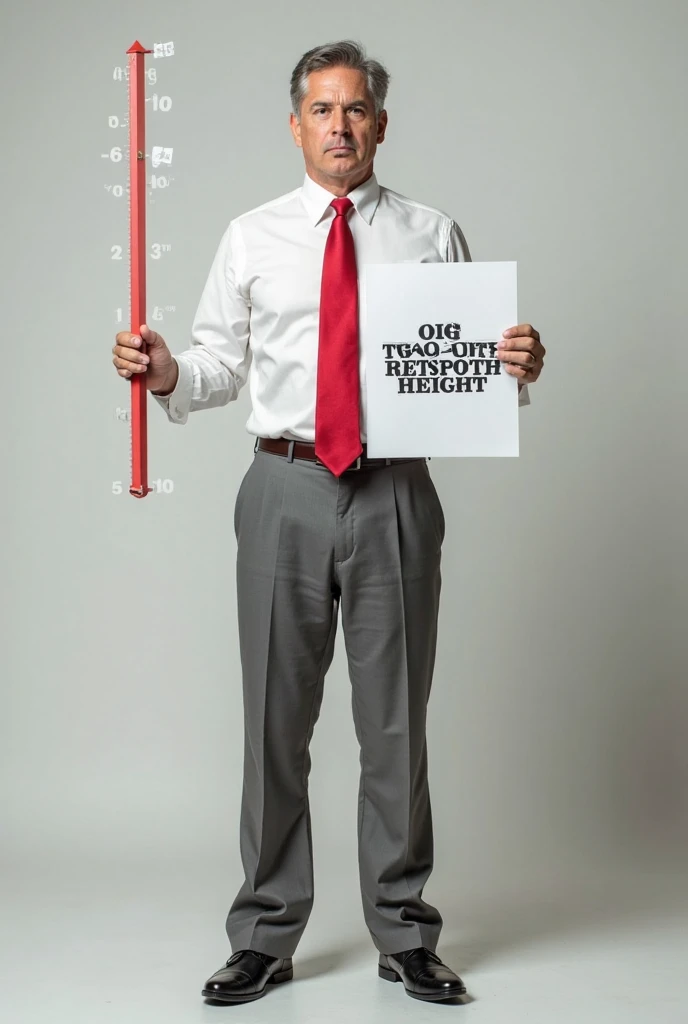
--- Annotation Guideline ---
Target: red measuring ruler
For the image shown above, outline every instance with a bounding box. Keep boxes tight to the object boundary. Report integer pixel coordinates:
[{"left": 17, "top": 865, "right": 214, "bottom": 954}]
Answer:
[{"left": 127, "top": 40, "right": 153, "bottom": 498}]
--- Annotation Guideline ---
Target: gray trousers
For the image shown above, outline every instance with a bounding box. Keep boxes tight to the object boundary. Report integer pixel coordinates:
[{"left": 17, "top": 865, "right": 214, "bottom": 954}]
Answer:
[{"left": 226, "top": 444, "right": 446, "bottom": 957}]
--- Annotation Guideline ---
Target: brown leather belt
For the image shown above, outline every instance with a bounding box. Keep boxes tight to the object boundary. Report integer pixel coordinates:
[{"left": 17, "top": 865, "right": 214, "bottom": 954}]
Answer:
[{"left": 254, "top": 436, "right": 427, "bottom": 472}]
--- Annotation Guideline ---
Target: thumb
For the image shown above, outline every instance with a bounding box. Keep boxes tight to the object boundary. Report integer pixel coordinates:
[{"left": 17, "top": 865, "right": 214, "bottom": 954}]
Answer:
[{"left": 139, "top": 323, "right": 162, "bottom": 346}]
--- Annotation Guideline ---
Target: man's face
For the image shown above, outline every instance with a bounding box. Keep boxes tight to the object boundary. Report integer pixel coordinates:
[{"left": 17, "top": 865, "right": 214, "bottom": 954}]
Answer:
[{"left": 289, "top": 66, "right": 387, "bottom": 192}]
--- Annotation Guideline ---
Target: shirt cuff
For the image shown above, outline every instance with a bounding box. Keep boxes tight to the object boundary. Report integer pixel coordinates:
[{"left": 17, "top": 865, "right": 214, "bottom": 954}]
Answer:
[{"left": 150, "top": 357, "right": 193, "bottom": 423}]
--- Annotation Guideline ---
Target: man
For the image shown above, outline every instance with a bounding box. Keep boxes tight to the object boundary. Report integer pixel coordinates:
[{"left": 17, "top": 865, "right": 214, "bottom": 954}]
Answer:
[{"left": 112, "top": 39, "right": 545, "bottom": 1005}]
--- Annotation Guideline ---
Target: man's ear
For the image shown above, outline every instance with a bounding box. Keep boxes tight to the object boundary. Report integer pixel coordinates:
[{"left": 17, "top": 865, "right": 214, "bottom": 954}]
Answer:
[
  {"left": 377, "top": 109, "right": 388, "bottom": 144},
  {"left": 289, "top": 112, "right": 302, "bottom": 148}
]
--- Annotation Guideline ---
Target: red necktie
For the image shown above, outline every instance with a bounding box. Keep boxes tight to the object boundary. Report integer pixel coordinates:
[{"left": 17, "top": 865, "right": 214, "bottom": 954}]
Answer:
[{"left": 314, "top": 196, "right": 363, "bottom": 477}]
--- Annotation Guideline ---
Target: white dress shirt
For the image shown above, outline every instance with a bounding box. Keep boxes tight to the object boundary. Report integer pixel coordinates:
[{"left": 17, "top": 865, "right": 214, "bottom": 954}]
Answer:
[{"left": 153, "top": 170, "right": 530, "bottom": 438}]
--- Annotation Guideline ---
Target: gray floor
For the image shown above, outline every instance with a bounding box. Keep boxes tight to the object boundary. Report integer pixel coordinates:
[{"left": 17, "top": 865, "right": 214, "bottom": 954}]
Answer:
[{"left": 2, "top": 856, "right": 687, "bottom": 1023}]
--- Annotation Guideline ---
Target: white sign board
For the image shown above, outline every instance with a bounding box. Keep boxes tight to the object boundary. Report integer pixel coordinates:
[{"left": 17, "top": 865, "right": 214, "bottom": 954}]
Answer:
[{"left": 361, "top": 261, "right": 519, "bottom": 457}]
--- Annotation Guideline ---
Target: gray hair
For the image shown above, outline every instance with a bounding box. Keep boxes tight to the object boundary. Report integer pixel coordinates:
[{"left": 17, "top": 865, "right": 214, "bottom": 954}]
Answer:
[{"left": 290, "top": 39, "right": 390, "bottom": 121}]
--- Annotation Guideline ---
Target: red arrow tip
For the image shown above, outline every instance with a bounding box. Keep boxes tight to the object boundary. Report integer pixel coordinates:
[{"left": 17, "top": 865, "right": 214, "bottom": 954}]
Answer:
[{"left": 126, "top": 40, "right": 152, "bottom": 53}]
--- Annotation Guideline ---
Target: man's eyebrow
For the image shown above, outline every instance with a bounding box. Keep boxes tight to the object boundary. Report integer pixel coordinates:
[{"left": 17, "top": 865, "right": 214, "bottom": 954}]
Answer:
[{"left": 309, "top": 99, "right": 369, "bottom": 109}]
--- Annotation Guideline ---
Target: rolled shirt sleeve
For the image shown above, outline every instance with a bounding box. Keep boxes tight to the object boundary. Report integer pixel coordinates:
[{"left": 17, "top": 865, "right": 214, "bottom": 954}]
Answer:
[{"left": 152, "top": 220, "right": 252, "bottom": 424}]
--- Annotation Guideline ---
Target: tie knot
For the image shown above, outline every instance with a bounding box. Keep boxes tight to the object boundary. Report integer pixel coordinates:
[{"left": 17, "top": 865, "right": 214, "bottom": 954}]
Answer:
[{"left": 331, "top": 197, "right": 353, "bottom": 217}]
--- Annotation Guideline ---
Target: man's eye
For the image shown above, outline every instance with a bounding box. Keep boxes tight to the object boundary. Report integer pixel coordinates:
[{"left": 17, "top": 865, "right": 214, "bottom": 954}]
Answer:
[{"left": 314, "top": 107, "right": 364, "bottom": 114}]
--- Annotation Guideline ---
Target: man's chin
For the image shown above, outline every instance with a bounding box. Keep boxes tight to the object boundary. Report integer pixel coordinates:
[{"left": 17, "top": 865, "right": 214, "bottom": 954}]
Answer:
[{"left": 326, "top": 156, "right": 358, "bottom": 171}]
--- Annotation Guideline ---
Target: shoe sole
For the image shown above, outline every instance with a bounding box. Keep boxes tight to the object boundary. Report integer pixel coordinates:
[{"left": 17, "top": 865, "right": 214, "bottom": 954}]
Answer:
[
  {"left": 202, "top": 966, "right": 293, "bottom": 1003},
  {"left": 378, "top": 964, "right": 466, "bottom": 1000}
]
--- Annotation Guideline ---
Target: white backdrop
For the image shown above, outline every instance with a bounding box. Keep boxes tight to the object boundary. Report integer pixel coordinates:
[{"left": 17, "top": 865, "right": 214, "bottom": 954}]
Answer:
[{"left": 3, "top": 0, "right": 687, "bottom": 1019}]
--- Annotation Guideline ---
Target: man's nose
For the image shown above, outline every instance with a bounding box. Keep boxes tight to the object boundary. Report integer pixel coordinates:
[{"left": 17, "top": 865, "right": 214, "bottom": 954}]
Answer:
[{"left": 331, "top": 109, "right": 350, "bottom": 133}]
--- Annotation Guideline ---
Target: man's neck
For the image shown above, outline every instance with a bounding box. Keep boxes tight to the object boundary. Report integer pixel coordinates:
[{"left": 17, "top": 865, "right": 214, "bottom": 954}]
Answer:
[{"left": 306, "top": 166, "right": 374, "bottom": 197}]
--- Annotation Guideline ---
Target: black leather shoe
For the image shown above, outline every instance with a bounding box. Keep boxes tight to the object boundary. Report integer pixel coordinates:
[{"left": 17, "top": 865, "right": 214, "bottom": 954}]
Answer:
[
  {"left": 378, "top": 946, "right": 466, "bottom": 1001},
  {"left": 202, "top": 949, "right": 293, "bottom": 1003}
]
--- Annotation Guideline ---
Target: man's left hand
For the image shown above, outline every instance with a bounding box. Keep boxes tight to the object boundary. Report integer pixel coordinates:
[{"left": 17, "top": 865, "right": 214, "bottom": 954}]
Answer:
[{"left": 497, "top": 324, "right": 545, "bottom": 391}]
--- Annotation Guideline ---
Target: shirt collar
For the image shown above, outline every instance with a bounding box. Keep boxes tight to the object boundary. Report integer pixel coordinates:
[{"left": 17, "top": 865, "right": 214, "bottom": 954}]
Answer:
[{"left": 300, "top": 169, "right": 381, "bottom": 227}]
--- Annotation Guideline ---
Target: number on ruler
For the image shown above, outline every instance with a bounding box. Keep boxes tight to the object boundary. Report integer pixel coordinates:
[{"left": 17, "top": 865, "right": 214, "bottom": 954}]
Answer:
[
  {"left": 112, "top": 479, "right": 174, "bottom": 494},
  {"left": 151, "top": 305, "right": 176, "bottom": 320},
  {"left": 113, "top": 67, "right": 157, "bottom": 84},
  {"left": 149, "top": 94, "right": 172, "bottom": 112}
]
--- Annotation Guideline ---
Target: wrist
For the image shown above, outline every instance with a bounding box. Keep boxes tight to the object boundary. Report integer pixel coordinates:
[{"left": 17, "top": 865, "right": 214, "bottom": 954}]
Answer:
[{"left": 151, "top": 359, "right": 178, "bottom": 396}]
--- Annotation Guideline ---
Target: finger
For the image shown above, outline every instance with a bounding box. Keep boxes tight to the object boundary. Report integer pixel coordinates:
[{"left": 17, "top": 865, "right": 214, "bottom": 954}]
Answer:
[
  {"left": 499, "top": 334, "right": 536, "bottom": 352},
  {"left": 139, "top": 323, "right": 161, "bottom": 346},
  {"left": 113, "top": 352, "right": 149, "bottom": 373},
  {"left": 115, "top": 362, "right": 148, "bottom": 376},
  {"left": 498, "top": 347, "right": 536, "bottom": 366},
  {"left": 502, "top": 324, "right": 539, "bottom": 346},
  {"left": 504, "top": 363, "right": 529, "bottom": 379},
  {"left": 114, "top": 344, "right": 149, "bottom": 365},
  {"left": 506, "top": 361, "right": 541, "bottom": 381},
  {"left": 115, "top": 332, "right": 142, "bottom": 351}
]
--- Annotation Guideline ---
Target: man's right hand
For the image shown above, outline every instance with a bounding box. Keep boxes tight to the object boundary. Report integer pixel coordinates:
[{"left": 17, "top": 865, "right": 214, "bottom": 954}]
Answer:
[{"left": 112, "top": 323, "right": 179, "bottom": 395}]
